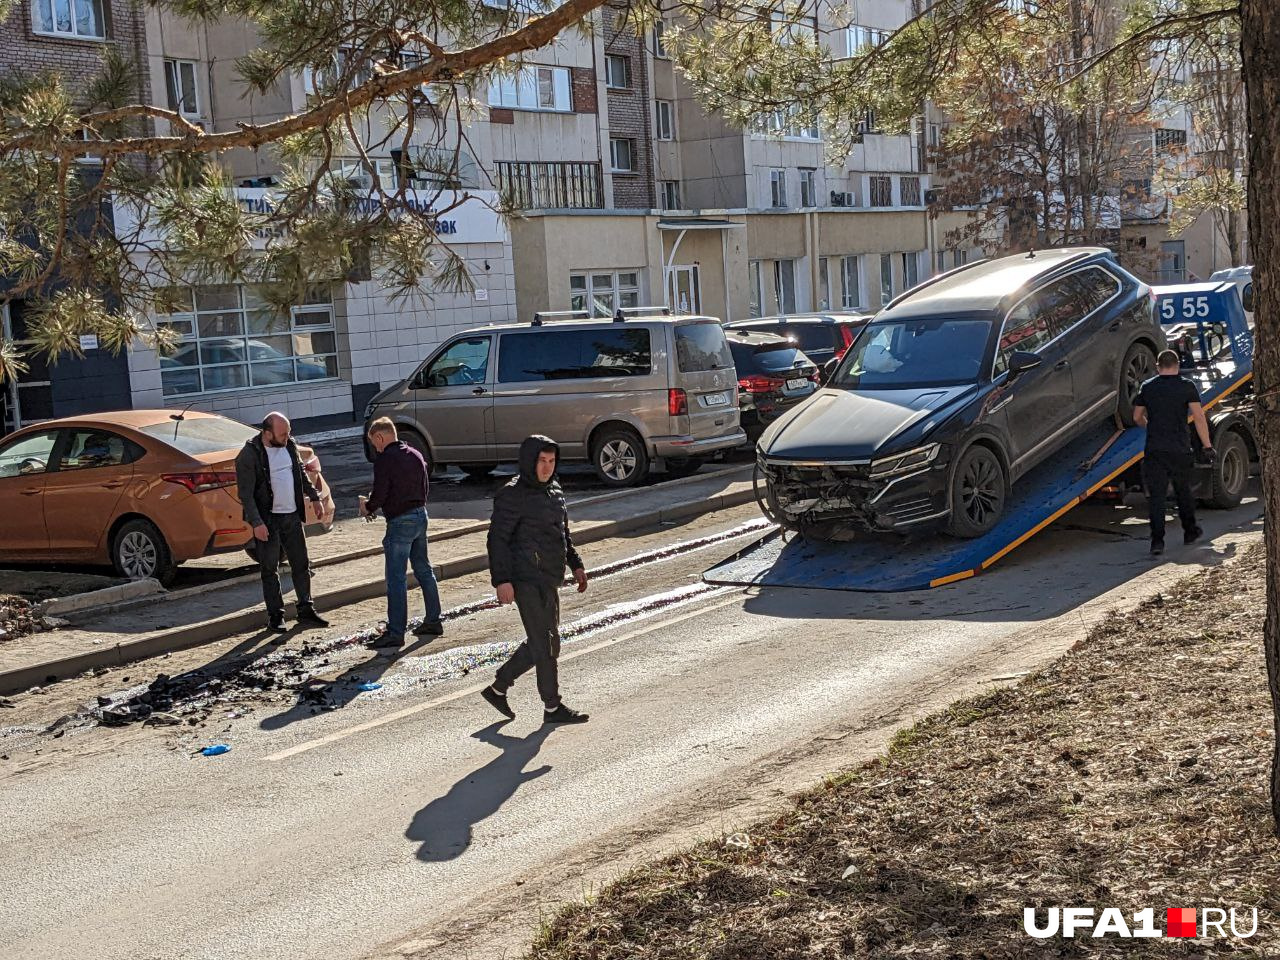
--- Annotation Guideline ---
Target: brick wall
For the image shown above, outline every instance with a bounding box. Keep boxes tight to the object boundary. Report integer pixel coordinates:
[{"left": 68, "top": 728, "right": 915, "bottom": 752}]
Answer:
[
  {"left": 603, "top": 4, "right": 653, "bottom": 209},
  {"left": 571, "top": 66, "right": 597, "bottom": 114},
  {"left": 0, "top": 0, "right": 151, "bottom": 118}
]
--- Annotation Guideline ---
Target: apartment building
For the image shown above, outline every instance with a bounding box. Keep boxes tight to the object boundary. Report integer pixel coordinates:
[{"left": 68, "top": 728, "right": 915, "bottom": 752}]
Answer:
[{"left": 0, "top": 0, "right": 150, "bottom": 431}]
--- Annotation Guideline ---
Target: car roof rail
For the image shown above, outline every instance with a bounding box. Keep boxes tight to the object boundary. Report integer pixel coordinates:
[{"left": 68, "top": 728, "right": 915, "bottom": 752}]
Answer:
[
  {"left": 613, "top": 306, "right": 670, "bottom": 323},
  {"left": 882, "top": 258, "right": 991, "bottom": 311},
  {"left": 531, "top": 310, "right": 590, "bottom": 327}
]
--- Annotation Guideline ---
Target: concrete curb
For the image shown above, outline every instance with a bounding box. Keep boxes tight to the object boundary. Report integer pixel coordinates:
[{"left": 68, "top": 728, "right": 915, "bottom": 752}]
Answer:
[
  {"left": 59, "top": 464, "right": 753, "bottom": 621},
  {"left": 38, "top": 579, "right": 164, "bottom": 617},
  {"left": 0, "top": 482, "right": 759, "bottom": 695}
]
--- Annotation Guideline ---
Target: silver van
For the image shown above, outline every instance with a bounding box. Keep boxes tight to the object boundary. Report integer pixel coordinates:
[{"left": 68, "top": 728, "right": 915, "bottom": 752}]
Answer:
[{"left": 362, "top": 312, "right": 746, "bottom": 486}]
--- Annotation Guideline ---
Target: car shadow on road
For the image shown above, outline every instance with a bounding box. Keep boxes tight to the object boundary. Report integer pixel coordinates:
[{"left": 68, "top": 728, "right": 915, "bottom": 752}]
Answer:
[
  {"left": 406, "top": 721, "right": 554, "bottom": 862},
  {"left": 256, "top": 636, "right": 436, "bottom": 731}
]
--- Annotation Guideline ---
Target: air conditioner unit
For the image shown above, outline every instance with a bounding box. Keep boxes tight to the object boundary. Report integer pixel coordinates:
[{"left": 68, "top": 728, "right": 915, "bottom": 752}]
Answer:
[{"left": 830, "top": 191, "right": 856, "bottom": 207}]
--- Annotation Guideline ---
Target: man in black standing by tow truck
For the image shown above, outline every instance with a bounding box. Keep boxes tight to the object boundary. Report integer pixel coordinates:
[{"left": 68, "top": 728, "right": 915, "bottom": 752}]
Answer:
[{"left": 1134, "top": 350, "right": 1215, "bottom": 557}]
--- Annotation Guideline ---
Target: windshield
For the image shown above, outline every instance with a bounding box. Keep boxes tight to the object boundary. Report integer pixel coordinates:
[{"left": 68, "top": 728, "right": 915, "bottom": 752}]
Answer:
[
  {"left": 833, "top": 318, "right": 992, "bottom": 389},
  {"left": 137, "top": 416, "right": 255, "bottom": 455}
]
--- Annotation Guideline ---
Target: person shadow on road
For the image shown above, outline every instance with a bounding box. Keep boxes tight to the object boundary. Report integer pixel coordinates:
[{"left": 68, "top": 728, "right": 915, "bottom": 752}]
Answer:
[{"left": 406, "top": 721, "right": 553, "bottom": 862}]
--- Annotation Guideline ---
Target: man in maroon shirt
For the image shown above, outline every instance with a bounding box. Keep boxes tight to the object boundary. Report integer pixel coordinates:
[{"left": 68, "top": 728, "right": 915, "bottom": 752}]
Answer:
[{"left": 360, "top": 418, "right": 443, "bottom": 648}]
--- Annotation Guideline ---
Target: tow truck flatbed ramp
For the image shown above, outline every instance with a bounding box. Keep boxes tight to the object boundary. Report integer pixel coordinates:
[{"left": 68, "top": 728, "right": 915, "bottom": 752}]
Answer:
[{"left": 704, "top": 360, "right": 1250, "bottom": 594}]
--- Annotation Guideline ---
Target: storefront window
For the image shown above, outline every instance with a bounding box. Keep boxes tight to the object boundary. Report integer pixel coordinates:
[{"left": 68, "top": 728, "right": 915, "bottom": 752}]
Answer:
[{"left": 156, "top": 284, "right": 338, "bottom": 397}]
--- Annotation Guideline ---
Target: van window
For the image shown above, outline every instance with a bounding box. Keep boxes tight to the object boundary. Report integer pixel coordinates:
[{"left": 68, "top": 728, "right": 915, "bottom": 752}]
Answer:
[
  {"left": 498, "top": 328, "right": 652, "bottom": 382},
  {"left": 425, "top": 337, "right": 491, "bottom": 386},
  {"left": 674, "top": 322, "right": 733, "bottom": 373}
]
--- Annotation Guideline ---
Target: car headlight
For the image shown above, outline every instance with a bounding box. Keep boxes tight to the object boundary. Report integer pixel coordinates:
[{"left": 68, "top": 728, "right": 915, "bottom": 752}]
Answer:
[
  {"left": 869, "top": 443, "right": 941, "bottom": 480},
  {"left": 363, "top": 398, "right": 379, "bottom": 420}
]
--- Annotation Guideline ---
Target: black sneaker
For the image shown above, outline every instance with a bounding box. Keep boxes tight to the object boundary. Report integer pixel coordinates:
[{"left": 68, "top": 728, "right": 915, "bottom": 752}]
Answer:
[
  {"left": 482, "top": 686, "right": 515, "bottom": 720},
  {"left": 267, "top": 614, "right": 288, "bottom": 633},
  {"left": 1184, "top": 526, "right": 1204, "bottom": 546},
  {"left": 1150, "top": 540, "right": 1165, "bottom": 557},
  {"left": 414, "top": 620, "right": 445, "bottom": 637},
  {"left": 543, "top": 703, "right": 589, "bottom": 725},
  {"left": 367, "top": 631, "right": 404, "bottom": 650},
  {"left": 296, "top": 607, "right": 330, "bottom": 629}
]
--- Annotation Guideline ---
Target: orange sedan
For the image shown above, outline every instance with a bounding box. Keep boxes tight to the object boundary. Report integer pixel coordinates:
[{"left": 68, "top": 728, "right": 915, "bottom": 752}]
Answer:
[{"left": 0, "top": 410, "right": 334, "bottom": 584}]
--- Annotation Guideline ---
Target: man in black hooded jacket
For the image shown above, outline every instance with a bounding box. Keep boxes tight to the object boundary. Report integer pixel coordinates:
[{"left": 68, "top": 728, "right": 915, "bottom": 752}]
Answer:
[{"left": 482, "top": 435, "right": 590, "bottom": 725}]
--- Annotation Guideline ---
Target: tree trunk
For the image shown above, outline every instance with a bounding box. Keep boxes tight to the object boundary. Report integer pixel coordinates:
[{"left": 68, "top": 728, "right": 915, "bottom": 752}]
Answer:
[{"left": 1241, "top": 0, "right": 1280, "bottom": 830}]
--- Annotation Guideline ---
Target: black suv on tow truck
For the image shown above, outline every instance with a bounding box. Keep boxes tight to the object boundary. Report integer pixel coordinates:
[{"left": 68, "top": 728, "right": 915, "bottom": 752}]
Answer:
[{"left": 757, "top": 248, "right": 1166, "bottom": 539}]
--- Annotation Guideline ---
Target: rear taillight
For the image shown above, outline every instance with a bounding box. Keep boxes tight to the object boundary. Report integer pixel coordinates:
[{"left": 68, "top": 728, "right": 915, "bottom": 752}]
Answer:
[
  {"left": 840, "top": 325, "right": 856, "bottom": 348},
  {"left": 738, "top": 374, "right": 782, "bottom": 395},
  {"left": 668, "top": 388, "right": 689, "bottom": 416},
  {"left": 162, "top": 471, "right": 237, "bottom": 494}
]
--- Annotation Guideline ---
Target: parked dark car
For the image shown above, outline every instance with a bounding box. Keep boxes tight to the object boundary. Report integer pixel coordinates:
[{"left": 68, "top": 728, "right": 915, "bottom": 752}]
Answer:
[
  {"left": 757, "top": 248, "right": 1165, "bottom": 539},
  {"left": 728, "top": 330, "right": 820, "bottom": 441},
  {"left": 724, "top": 313, "right": 871, "bottom": 372}
]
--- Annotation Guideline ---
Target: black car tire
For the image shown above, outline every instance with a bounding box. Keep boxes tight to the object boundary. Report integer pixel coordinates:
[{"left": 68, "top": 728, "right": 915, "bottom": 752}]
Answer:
[
  {"left": 665, "top": 457, "right": 705, "bottom": 479},
  {"left": 1208, "top": 429, "right": 1248, "bottom": 509},
  {"left": 946, "top": 445, "right": 1007, "bottom": 538},
  {"left": 400, "top": 428, "right": 435, "bottom": 473},
  {"left": 1117, "top": 342, "right": 1157, "bottom": 427},
  {"left": 461, "top": 464, "right": 494, "bottom": 481},
  {"left": 111, "top": 518, "right": 177, "bottom": 586},
  {"left": 592, "top": 427, "right": 649, "bottom": 487}
]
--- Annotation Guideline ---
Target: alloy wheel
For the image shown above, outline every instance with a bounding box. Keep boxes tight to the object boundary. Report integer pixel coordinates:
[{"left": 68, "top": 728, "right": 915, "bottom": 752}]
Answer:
[
  {"left": 119, "top": 531, "right": 158, "bottom": 579},
  {"left": 1125, "top": 349, "right": 1155, "bottom": 403},
  {"left": 960, "top": 453, "right": 1004, "bottom": 526},
  {"left": 600, "top": 439, "right": 638, "bottom": 482}
]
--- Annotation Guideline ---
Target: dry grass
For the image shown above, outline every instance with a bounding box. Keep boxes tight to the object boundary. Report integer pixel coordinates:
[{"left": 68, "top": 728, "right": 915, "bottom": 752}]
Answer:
[{"left": 530, "top": 547, "right": 1280, "bottom": 958}]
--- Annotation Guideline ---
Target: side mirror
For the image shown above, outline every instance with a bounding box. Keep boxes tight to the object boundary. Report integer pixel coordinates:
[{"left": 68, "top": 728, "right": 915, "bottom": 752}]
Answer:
[
  {"left": 1242, "top": 283, "right": 1254, "bottom": 313},
  {"left": 822, "top": 357, "right": 841, "bottom": 382},
  {"left": 1007, "top": 350, "right": 1043, "bottom": 379}
]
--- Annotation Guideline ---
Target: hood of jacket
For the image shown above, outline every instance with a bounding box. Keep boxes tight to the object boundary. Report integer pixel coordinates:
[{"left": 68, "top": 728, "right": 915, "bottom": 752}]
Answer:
[{"left": 518, "top": 435, "right": 560, "bottom": 488}]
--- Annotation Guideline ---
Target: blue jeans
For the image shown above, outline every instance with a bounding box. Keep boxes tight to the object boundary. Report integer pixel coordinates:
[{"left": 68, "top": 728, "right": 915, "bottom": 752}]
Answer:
[{"left": 384, "top": 508, "right": 442, "bottom": 639}]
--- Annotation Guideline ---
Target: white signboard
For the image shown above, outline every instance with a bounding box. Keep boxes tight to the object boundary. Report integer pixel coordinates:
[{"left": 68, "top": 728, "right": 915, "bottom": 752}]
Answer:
[
  {"left": 79, "top": 334, "right": 99, "bottom": 351},
  {"left": 474, "top": 289, "right": 489, "bottom": 302}
]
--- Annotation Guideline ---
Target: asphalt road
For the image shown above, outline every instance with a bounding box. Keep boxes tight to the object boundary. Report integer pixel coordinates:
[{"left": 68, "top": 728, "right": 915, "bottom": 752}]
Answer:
[{"left": 0, "top": 490, "right": 1263, "bottom": 960}]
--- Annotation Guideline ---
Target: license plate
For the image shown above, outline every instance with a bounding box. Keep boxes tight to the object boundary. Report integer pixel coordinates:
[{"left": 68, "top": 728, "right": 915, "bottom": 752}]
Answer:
[{"left": 785, "top": 377, "right": 810, "bottom": 391}]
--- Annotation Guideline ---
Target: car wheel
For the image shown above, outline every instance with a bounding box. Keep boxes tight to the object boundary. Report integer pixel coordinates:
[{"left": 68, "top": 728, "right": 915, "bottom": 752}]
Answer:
[
  {"left": 461, "top": 464, "right": 494, "bottom": 481},
  {"left": 400, "top": 429, "right": 434, "bottom": 472},
  {"left": 665, "top": 457, "right": 705, "bottom": 479},
  {"left": 592, "top": 427, "right": 650, "bottom": 487},
  {"left": 946, "top": 445, "right": 1006, "bottom": 538},
  {"left": 112, "top": 518, "right": 176, "bottom": 586},
  {"left": 1117, "top": 342, "right": 1157, "bottom": 427},
  {"left": 1208, "top": 429, "right": 1248, "bottom": 509}
]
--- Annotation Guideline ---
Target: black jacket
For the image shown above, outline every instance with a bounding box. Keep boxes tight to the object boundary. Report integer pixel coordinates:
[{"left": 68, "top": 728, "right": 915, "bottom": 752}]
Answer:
[
  {"left": 235, "top": 435, "right": 321, "bottom": 527},
  {"left": 487, "top": 435, "right": 584, "bottom": 587}
]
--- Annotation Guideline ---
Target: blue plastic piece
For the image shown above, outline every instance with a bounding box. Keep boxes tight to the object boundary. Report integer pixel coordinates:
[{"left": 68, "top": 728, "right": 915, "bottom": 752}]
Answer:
[
  {"left": 706, "top": 294, "right": 1252, "bottom": 594},
  {"left": 357, "top": 682, "right": 382, "bottom": 692},
  {"left": 201, "top": 744, "right": 231, "bottom": 756}
]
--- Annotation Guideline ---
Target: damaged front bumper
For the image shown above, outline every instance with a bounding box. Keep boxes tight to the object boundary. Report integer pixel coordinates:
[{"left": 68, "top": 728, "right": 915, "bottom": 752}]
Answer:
[{"left": 758, "top": 447, "right": 952, "bottom": 533}]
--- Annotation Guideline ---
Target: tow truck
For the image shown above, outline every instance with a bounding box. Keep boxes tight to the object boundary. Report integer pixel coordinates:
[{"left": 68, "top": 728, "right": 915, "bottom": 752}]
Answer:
[{"left": 704, "top": 281, "right": 1256, "bottom": 592}]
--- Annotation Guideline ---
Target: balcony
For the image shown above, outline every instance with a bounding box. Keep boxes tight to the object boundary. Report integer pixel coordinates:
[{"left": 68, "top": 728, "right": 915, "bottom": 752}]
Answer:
[{"left": 496, "top": 161, "right": 603, "bottom": 210}]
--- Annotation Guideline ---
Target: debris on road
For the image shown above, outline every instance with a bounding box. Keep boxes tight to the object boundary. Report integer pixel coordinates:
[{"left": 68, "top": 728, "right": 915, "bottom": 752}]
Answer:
[
  {"left": 0, "top": 596, "right": 71, "bottom": 641},
  {"left": 356, "top": 682, "right": 383, "bottom": 692},
  {"left": 199, "top": 744, "right": 231, "bottom": 757}
]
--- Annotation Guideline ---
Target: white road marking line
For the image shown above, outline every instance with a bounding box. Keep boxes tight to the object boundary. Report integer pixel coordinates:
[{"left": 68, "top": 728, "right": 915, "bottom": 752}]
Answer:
[{"left": 264, "top": 588, "right": 742, "bottom": 761}]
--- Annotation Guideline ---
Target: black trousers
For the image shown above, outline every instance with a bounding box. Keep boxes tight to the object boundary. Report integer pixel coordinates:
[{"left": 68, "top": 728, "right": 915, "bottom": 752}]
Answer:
[
  {"left": 259, "top": 512, "right": 313, "bottom": 617},
  {"left": 494, "top": 583, "right": 561, "bottom": 709},
  {"left": 1143, "top": 449, "right": 1198, "bottom": 542}
]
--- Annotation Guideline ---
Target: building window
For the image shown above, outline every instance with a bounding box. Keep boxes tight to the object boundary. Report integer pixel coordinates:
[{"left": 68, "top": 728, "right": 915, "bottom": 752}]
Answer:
[
  {"left": 902, "top": 251, "right": 922, "bottom": 290},
  {"left": 1155, "top": 128, "right": 1188, "bottom": 152},
  {"left": 857, "top": 110, "right": 881, "bottom": 136},
  {"left": 846, "top": 24, "right": 889, "bottom": 56},
  {"left": 953, "top": 249, "right": 968, "bottom": 268},
  {"left": 660, "top": 180, "right": 680, "bottom": 210},
  {"left": 899, "top": 176, "right": 922, "bottom": 206},
  {"left": 879, "top": 254, "right": 894, "bottom": 305},
  {"left": 32, "top": 0, "right": 104, "bottom": 37},
  {"left": 487, "top": 65, "right": 572, "bottom": 112},
  {"left": 164, "top": 60, "right": 201, "bottom": 118},
  {"left": 605, "top": 54, "right": 632, "bottom": 89},
  {"left": 773, "top": 260, "right": 797, "bottom": 314},
  {"left": 570, "top": 271, "right": 641, "bottom": 318},
  {"left": 655, "top": 100, "right": 675, "bottom": 141},
  {"left": 653, "top": 20, "right": 669, "bottom": 58},
  {"left": 155, "top": 284, "right": 338, "bottom": 397},
  {"left": 754, "top": 107, "right": 819, "bottom": 140},
  {"left": 609, "top": 138, "right": 636, "bottom": 173},
  {"left": 769, "top": 169, "right": 788, "bottom": 208},
  {"left": 799, "top": 169, "right": 816, "bottom": 207},
  {"left": 869, "top": 175, "right": 893, "bottom": 207},
  {"left": 496, "top": 161, "right": 603, "bottom": 209},
  {"left": 936, "top": 250, "right": 947, "bottom": 274},
  {"left": 840, "top": 256, "right": 862, "bottom": 309},
  {"left": 748, "top": 260, "right": 764, "bottom": 317},
  {"left": 817, "top": 257, "right": 830, "bottom": 310}
]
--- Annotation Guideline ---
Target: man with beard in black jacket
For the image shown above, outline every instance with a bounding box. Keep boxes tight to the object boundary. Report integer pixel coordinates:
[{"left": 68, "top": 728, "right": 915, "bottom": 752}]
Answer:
[{"left": 482, "top": 435, "right": 590, "bottom": 725}]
